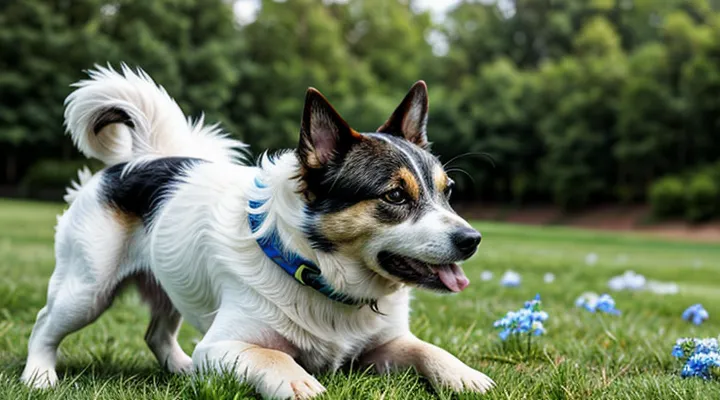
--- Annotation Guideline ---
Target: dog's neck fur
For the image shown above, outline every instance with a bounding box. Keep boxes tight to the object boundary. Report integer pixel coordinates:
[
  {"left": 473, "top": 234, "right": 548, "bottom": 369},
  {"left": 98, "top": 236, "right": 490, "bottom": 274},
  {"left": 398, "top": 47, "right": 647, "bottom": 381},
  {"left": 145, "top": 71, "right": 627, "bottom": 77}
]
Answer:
[{"left": 251, "top": 151, "right": 400, "bottom": 304}]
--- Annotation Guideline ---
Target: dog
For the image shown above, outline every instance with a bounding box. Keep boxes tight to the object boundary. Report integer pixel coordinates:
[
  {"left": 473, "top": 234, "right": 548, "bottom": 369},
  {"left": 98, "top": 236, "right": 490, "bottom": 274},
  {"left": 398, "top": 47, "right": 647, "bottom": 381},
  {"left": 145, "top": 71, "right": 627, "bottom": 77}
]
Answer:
[{"left": 21, "top": 65, "right": 494, "bottom": 398}]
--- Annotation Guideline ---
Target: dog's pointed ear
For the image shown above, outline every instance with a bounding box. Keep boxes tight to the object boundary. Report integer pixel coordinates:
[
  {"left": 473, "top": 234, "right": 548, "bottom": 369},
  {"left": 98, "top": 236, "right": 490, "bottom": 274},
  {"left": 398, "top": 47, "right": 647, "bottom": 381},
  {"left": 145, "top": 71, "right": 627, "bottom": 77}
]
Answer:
[
  {"left": 377, "top": 80, "right": 429, "bottom": 148},
  {"left": 298, "top": 88, "right": 363, "bottom": 169}
]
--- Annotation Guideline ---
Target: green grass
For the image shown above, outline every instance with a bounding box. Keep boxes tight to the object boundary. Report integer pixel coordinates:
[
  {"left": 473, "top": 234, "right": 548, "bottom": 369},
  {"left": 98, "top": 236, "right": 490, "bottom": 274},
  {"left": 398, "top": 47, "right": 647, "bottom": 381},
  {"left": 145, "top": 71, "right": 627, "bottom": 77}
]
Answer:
[{"left": 1, "top": 198, "right": 720, "bottom": 399}]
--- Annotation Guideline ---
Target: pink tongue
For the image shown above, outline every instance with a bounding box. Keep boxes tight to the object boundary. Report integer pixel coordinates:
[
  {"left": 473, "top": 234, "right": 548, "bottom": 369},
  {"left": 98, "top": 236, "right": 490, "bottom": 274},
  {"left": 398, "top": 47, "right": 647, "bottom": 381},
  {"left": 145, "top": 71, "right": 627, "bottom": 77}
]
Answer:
[{"left": 436, "top": 263, "right": 470, "bottom": 292}]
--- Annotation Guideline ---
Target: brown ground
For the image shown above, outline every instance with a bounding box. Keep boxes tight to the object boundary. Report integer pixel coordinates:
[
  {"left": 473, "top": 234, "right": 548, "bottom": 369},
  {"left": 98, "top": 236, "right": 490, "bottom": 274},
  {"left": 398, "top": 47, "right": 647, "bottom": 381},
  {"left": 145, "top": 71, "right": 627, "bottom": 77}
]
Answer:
[{"left": 455, "top": 204, "right": 720, "bottom": 243}]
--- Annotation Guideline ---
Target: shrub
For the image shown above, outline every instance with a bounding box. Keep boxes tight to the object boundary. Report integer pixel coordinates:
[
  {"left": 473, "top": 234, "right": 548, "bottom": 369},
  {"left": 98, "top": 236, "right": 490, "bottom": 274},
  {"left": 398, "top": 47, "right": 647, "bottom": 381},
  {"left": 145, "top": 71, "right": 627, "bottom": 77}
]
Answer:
[
  {"left": 706, "top": 162, "right": 720, "bottom": 187},
  {"left": 649, "top": 176, "right": 686, "bottom": 218},
  {"left": 685, "top": 173, "right": 719, "bottom": 222},
  {"left": 20, "top": 159, "right": 97, "bottom": 198}
]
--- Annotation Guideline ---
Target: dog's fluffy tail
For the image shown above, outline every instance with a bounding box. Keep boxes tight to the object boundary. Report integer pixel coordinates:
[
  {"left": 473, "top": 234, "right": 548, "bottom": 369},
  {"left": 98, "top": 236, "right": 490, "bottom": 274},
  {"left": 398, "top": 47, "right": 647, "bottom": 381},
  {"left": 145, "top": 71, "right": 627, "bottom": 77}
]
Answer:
[{"left": 64, "top": 64, "right": 246, "bottom": 166}]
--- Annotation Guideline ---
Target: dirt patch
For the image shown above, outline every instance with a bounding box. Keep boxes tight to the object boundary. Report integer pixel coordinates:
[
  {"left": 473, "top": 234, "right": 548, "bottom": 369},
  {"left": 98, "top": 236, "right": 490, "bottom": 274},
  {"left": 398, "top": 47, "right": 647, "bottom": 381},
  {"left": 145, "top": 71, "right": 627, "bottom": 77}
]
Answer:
[{"left": 456, "top": 203, "right": 720, "bottom": 243}]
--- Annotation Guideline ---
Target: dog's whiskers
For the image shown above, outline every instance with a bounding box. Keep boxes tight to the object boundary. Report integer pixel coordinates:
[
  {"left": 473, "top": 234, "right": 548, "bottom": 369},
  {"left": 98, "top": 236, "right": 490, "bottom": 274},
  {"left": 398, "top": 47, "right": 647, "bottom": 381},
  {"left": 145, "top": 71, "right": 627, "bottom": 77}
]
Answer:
[
  {"left": 445, "top": 168, "right": 476, "bottom": 186},
  {"left": 442, "top": 151, "right": 496, "bottom": 169}
]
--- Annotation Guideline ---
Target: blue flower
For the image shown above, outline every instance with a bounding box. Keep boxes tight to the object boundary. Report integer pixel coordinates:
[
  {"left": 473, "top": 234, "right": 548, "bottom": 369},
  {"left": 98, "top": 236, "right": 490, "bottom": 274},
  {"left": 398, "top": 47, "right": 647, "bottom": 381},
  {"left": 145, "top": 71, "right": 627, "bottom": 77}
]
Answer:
[
  {"left": 684, "top": 352, "right": 720, "bottom": 379},
  {"left": 531, "top": 320, "right": 545, "bottom": 336},
  {"left": 595, "top": 294, "right": 621, "bottom": 315},
  {"left": 499, "top": 329, "right": 510, "bottom": 341},
  {"left": 681, "top": 363, "right": 695, "bottom": 378},
  {"left": 493, "top": 295, "right": 548, "bottom": 341},
  {"left": 672, "top": 345, "right": 685, "bottom": 358},
  {"left": 695, "top": 338, "right": 719, "bottom": 355},
  {"left": 524, "top": 293, "right": 542, "bottom": 310},
  {"left": 500, "top": 270, "right": 521, "bottom": 287},
  {"left": 672, "top": 337, "right": 720, "bottom": 379},
  {"left": 532, "top": 311, "right": 549, "bottom": 322},
  {"left": 575, "top": 292, "right": 620, "bottom": 315},
  {"left": 672, "top": 338, "right": 694, "bottom": 359},
  {"left": 682, "top": 304, "right": 709, "bottom": 325}
]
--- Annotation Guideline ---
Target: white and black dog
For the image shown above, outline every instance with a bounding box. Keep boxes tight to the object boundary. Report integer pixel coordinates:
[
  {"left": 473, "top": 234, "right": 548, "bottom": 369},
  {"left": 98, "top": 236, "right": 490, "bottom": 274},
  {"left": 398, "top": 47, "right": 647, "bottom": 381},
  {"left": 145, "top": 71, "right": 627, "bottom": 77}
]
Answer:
[{"left": 21, "top": 65, "right": 493, "bottom": 398}]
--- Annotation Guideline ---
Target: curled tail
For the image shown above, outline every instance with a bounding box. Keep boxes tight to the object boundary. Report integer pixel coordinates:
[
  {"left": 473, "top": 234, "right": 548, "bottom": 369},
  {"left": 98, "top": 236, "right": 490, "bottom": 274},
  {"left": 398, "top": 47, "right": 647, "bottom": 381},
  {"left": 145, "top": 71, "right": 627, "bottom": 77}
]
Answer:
[{"left": 64, "top": 64, "right": 246, "bottom": 166}]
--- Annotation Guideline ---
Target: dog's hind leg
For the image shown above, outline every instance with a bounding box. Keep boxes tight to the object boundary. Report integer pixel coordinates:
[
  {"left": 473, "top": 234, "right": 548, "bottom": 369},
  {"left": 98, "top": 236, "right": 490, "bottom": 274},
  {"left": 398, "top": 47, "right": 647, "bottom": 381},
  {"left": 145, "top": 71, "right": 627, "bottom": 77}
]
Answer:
[
  {"left": 21, "top": 264, "right": 117, "bottom": 388},
  {"left": 22, "top": 204, "right": 130, "bottom": 388},
  {"left": 137, "top": 273, "right": 192, "bottom": 374}
]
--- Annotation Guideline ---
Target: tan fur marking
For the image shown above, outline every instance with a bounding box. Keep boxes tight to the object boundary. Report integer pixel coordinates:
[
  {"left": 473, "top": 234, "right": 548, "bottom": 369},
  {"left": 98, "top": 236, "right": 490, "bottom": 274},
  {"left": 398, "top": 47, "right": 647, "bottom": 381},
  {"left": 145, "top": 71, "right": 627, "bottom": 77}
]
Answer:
[
  {"left": 433, "top": 164, "right": 448, "bottom": 194},
  {"left": 243, "top": 347, "right": 325, "bottom": 397},
  {"left": 320, "top": 200, "right": 380, "bottom": 244},
  {"left": 350, "top": 128, "right": 364, "bottom": 140},
  {"left": 396, "top": 167, "right": 420, "bottom": 201},
  {"left": 108, "top": 205, "right": 140, "bottom": 231},
  {"left": 247, "top": 347, "right": 294, "bottom": 369}
]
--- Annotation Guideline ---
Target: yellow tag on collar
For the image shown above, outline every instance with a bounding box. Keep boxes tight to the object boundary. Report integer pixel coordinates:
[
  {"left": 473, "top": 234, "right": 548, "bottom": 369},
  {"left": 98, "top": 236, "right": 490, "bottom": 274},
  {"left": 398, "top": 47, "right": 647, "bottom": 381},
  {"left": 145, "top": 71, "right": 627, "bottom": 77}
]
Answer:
[{"left": 294, "top": 264, "right": 309, "bottom": 285}]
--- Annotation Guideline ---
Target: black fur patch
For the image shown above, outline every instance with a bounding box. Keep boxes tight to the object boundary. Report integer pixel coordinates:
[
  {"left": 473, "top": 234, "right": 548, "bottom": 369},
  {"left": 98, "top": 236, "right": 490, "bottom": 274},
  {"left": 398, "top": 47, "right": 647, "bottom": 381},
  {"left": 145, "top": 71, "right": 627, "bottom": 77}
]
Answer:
[
  {"left": 93, "top": 107, "right": 135, "bottom": 134},
  {"left": 101, "top": 157, "right": 204, "bottom": 224}
]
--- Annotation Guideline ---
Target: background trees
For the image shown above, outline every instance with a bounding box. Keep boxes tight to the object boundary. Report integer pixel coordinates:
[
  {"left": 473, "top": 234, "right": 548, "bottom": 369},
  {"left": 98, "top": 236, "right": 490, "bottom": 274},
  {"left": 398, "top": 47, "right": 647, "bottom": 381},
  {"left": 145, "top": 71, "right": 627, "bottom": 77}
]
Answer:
[{"left": 1, "top": 0, "right": 719, "bottom": 220}]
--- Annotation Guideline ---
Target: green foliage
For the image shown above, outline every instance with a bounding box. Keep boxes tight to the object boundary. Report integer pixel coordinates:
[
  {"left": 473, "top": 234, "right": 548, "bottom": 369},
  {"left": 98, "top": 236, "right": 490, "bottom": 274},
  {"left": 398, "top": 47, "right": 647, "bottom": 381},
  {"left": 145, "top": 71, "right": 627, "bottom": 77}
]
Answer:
[
  {"left": 3, "top": 0, "right": 720, "bottom": 211},
  {"left": 649, "top": 161, "right": 720, "bottom": 222},
  {"left": 649, "top": 176, "right": 686, "bottom": 218},
  {"left": 20, "top": 159, "right": 97, "bottom": 196},
  {"left": 685, "top": 172, "right": 719, "bottom": 222}
]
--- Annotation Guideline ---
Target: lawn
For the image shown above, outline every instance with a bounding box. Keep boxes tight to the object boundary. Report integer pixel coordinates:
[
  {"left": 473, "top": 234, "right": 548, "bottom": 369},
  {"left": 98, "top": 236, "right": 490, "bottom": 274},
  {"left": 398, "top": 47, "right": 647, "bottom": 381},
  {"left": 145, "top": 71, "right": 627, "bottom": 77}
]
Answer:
[{"left": 1, "top": 198, "right": 719, "bottom": 399}]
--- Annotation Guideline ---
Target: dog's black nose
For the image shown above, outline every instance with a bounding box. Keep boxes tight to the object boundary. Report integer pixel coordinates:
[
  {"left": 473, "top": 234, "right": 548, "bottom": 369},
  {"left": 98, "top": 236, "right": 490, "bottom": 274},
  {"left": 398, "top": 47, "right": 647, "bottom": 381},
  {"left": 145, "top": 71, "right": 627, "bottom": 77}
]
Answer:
[{"left": 452, "top": 228, "right": 482, "bottom": 258}]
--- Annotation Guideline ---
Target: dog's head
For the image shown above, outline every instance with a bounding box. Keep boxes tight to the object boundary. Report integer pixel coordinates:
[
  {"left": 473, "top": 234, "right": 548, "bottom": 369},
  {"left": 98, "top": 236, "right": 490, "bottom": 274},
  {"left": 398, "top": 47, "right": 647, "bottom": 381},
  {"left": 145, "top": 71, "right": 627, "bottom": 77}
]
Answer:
[{"left": 297, "top": 82, "right": 480, "bottom": 294}]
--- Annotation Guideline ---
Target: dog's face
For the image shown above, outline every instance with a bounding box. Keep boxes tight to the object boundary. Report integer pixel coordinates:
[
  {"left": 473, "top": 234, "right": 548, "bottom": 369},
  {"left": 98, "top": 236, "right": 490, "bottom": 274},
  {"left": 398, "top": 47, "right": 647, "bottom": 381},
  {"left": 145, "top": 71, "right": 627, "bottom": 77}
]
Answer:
[{"left": 298, "top": 82, "right": 480, "bottom": 293}]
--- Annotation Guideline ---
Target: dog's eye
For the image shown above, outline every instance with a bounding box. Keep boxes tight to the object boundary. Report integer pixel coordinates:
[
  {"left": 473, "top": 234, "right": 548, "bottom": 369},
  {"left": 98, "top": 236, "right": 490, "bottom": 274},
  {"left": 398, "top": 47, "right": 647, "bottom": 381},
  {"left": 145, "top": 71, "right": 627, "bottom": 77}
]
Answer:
[
  {"left": 383, "top": 189, "right": 407, "bottom": 205},
  {"left": 444, "top": 179, "right": 455, "bottom": 198}
]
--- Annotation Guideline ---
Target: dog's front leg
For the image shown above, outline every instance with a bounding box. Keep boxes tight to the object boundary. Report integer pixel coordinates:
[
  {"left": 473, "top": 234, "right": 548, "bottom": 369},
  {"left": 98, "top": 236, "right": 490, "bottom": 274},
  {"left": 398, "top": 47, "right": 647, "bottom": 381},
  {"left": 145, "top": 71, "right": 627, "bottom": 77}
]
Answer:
[
  {"left": 193, "top": 340, "right": 325, "bottom": 399},
  {"left": 360, "top": 333, "right": 494, "bottom": 394}
]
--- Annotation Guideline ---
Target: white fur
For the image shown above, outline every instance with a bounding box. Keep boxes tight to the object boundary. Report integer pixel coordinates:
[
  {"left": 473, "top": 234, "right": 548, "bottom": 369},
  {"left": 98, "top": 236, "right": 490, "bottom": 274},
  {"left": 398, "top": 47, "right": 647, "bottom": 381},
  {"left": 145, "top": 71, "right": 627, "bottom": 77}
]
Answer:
[
  {"left": 22, "top": 67, "right": 494, "bottom": 398},
  {"left": 64, "top": 64, "right": 246, "bottom": 167},
  {"left": 62, "top": 166, "right": 93, "bottom": 204}
]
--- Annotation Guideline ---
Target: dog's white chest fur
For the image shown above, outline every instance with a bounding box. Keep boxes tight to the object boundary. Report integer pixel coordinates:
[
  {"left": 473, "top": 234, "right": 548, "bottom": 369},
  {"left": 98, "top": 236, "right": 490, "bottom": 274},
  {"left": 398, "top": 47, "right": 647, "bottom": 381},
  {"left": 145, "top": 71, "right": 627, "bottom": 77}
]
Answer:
[{"left": 267, "top": 295, "right": 406, "bottom": 371}]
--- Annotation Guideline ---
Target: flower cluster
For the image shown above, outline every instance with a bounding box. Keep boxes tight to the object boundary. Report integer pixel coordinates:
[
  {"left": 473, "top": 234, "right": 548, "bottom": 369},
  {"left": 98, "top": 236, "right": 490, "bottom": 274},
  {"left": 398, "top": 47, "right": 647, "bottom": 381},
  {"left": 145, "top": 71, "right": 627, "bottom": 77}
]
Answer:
[
  {"left": 682, "top": 304, "right": 709, "bottom": 325},
  {"left": 500, "top": 270, "right": 521, "bottom": 287},
  {"left": 574, "top": 292, "right": 621, "bottom": 315},
  {"left": 493, "top": 294, "right": 548, "bottom": 341},
  {"left": 607, "top": 270, "right": 679, "bottom": 295},
  {"left": 672, "top": 338, "right": 720, "bottom": 379},
  {"left": 607, "top": 270, "right": 646, "bottom": 291}
]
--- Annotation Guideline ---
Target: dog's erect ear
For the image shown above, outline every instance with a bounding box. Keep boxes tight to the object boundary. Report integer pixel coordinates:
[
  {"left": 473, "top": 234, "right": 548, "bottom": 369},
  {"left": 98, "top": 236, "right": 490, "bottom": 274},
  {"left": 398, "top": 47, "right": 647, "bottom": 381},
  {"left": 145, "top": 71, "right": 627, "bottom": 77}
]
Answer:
[
  {"left": 298, "top": 88, "right": 363, "bottom": 169},
  {"left": 377, "top": 81, "right": 429, "bottom": 148}
]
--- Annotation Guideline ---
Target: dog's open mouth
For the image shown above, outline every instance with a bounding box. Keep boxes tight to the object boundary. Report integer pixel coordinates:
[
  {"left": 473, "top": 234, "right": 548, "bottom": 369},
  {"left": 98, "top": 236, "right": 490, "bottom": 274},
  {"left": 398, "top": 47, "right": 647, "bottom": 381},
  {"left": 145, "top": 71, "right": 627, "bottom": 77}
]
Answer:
[{"left": 377, "top": 251, "right": 470, "bottom": 292}]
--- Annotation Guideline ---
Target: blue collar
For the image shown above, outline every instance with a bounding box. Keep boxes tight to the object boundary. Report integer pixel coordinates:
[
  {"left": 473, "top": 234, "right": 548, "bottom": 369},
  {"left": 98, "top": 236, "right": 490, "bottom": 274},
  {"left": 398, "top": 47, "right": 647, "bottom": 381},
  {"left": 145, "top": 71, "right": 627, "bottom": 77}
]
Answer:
[{"left": 248, "top": 177, "right": 365, "bottom": 306}]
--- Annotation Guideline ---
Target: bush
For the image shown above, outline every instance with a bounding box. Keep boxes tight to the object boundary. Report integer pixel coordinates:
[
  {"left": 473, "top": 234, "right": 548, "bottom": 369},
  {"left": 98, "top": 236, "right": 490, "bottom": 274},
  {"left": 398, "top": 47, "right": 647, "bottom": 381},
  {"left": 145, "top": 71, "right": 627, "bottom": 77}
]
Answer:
[
  {"left": 649, "top": 176, "right": 686, "bottom": 218},
  {"left": 20, "top": 159, "right": 98, "bottom": 198},
  {"left": 685, "top": 173, "right": 719, "bottom": 223},
  {"left": 705, "top": 162, "right": 720, "bottom": 187}
]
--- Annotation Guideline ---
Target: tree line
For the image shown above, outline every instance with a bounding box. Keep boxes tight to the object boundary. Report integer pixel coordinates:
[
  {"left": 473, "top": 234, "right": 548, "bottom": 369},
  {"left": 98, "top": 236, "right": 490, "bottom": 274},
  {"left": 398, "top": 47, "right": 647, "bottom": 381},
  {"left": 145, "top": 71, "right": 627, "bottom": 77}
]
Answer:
[{"left": 1, "top": 0, "right": 719, "bottom": 213}]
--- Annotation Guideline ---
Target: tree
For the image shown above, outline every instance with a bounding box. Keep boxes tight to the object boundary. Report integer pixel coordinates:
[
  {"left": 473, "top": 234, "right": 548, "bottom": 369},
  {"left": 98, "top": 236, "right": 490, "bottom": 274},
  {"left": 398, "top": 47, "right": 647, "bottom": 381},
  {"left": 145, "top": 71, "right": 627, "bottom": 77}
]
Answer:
[
  {"left": 537, "top": 17, "right": 627, "bottom": 209},
  {"left": 615, "top": 43, "right": 680, "bottom": 202},
  {"left": 0, "top": 0, "right": 115, "bottom": 181}
]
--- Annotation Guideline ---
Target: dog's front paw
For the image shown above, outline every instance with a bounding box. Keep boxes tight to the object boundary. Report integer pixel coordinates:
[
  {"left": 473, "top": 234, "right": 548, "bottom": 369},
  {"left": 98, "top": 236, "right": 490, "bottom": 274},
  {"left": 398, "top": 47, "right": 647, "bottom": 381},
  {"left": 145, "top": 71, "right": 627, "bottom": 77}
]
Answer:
[
  {"left": 260, "top": 365, "right": 326, "bottom": 399},
  {"left": 288, "top": 377, "right": 326, "bottom": 399},
  {"left": 165, "top": 352, "right": 193, "bottom": 374},
  {"left": 20, "top": 366, "right": 58, "bottom": 389},
  {"left": 429, "top": 362, "right": 495, "bottom": 394}
]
